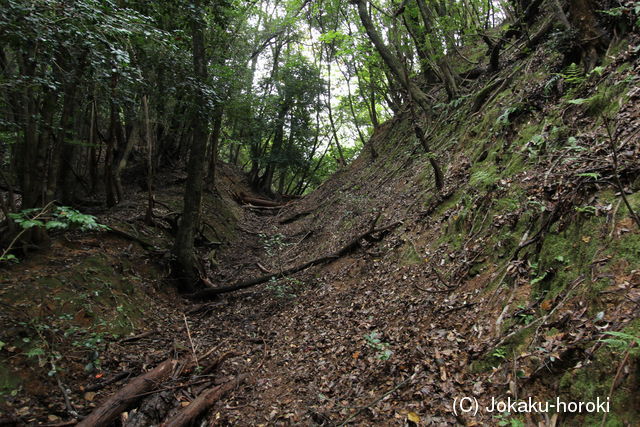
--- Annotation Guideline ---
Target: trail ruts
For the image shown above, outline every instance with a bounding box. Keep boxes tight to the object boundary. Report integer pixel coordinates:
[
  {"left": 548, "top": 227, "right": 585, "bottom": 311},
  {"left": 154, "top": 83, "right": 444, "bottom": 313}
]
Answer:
[{"left": 189, "top": 221, "right": 402, "bottom": 300}]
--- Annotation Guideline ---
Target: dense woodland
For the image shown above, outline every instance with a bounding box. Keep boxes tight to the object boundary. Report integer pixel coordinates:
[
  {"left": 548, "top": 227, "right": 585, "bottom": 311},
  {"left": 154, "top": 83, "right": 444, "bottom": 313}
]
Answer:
[
  {"left": 1, "top": 0, "right": 630, "bottom": 287},
  {"left": 1, "top": 0, "right": 640, "bottom": 424}
]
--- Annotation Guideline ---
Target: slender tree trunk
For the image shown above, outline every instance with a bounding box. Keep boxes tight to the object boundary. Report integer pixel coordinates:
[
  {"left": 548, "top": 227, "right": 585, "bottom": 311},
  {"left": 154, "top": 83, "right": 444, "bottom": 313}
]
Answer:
[
  {"left": 260, "top": 101, "right": 288, "bottom": 194},
  {"left": 338, "top": 63, "right": 367, "bottom": 146},
  {"left": 326, "top": 62, "right": 346, "bottom": 166},
  {"left": 174, "top": 0, "right": 211, "bottom": 292},
  {"left": 143, "top": 95, "right": 155, "bottom": 225},
  {"left": 207, "top": 104, "right": 224, "bottom": 188},
  {"left": 353, "top": 0, "right": 432, "bottom": 115}
]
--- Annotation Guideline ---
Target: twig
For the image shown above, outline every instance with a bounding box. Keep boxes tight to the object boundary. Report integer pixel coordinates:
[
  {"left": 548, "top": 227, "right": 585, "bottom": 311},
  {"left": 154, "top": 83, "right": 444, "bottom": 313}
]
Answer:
[
  {"left": 1, "top": 201, "right": 55, "bottom": 261},
  {"left": 129, "top": 378, "right": 215, "bottom": 399},
  {"left": 600, "top": 344, "right": 634, "bottom": 427},
  {"left": 604, "top": 118, "right": 640, "bottom": 228},
  {"left": 84, "top": 370, "right": 132, "bottom": 392},
  {"left": 338, "top": 373, "right": 416, "bottom": 426},
  {"left": 440, "top": 302, "right": 477, "bottom": 315},
  {"left": 183, "top": 314, "right": 199, "bottom": 370},
  {"left": 120, "top": 331, "right": 155, "bottom": 344},
  {"left": 57, "top": 376, "right": 79, "bottom": 418}
]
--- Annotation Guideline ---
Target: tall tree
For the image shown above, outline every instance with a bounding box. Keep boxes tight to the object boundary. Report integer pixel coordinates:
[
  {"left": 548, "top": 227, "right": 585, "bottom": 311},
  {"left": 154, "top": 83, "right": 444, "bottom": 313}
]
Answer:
[{"left": 173, "top": 0, "right": 212, "bottom": 291}]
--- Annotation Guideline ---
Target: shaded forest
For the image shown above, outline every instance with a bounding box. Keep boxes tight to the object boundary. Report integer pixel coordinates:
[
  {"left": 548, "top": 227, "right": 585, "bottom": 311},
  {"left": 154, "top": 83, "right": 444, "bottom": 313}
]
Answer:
[{"left": 1, "top": 0, "right": 640, "bottom": 425}]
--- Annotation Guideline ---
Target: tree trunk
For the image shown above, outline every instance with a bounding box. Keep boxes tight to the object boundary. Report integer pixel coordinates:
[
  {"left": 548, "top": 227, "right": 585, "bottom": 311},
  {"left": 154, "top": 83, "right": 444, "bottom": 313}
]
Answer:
[
  {"left": 207, "top": 104, "right": 224, "bottom": 187},
  {"left": 353, "top": 0, "right": 432, "bottom": 115},
  {"left": 173, "top": 0, "right": 211, "bottom": 292},
  {"left": 260, "top": 100, "right": 288, "bottom": 194},
  {"left": 567, "top": 0, "right": 609, "bottom": 71}
]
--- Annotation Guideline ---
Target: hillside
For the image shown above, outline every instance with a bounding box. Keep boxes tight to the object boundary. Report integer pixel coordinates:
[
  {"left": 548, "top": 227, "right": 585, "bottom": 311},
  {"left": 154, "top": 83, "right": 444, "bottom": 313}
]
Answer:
[{"left": 2, "top": 1, "right": 640, "bottom": 426}]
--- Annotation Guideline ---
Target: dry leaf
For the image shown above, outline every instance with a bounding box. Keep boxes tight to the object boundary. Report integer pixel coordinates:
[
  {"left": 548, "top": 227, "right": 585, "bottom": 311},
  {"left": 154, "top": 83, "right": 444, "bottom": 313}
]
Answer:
[{"left": 407, "top": 411, "right": 420, "bottom": 423}]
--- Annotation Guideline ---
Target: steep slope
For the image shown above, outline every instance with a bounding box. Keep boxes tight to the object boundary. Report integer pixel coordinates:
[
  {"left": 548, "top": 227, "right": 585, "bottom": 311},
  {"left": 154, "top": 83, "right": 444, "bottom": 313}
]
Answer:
[
  {"left": 190, "top": 33, "right": 640, "bottom": 425},
  {"left": 2, "top": 24, "right": 639, "bottom": 427}
]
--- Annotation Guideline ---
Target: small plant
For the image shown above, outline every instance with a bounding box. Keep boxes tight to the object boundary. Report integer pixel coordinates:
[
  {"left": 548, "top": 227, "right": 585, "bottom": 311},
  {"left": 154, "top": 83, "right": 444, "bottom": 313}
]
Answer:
[
  {"left": 575, "top": 205, "right": 597, "bottom": 215},
  {"left": 565, "top": 136, "right": 587, "bottom": 152},
  {"left": 259, "top": 233, "right": 289, "bottom": 256},
  {"left": 364, "top": 331, "right": 393, "bottom": 360},
  {"left": 9, "top": 206, "right": 108, "bottom": 232},
  {"left": 559, "top": 62, "right": 585, "bottom": 86},
  {"left": 525, "top": 134, "right": 546, "bottom": 155},
  {"left": 496, "top": 106, "right": 518, "bottom": 127},
  {"left": 266, "top": 277, "right": 298, "bottom": 299},
  {"left": 492, "top": 347, "right": 507, "bottom": 360},
  {"left": 600, "top": 331, "right": 640, "bottom": 356},
  {"left": 2, "top": 204, "right": 108, "bottom": 264},
  {"left": 515, "top": 304, "right": 534, "bottom": 325},
  {"left": 494, "top": 412, "right": 525, "bottom": 427}
]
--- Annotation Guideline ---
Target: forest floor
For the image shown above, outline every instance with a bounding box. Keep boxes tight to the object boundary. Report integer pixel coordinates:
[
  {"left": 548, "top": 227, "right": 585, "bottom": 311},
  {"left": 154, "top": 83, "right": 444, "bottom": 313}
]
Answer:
[{"left": 2, "top": 34, "right": 640, "bottom": 427}]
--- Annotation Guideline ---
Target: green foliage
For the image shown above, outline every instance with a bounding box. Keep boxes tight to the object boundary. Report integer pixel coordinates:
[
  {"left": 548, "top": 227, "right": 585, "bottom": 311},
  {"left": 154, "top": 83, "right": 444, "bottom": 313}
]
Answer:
[
  {"left": 600, "top": 331, "right": 640, "bottom": 355},
  {"left": 9, "top": 206, "right": 108, "bottom": 233},
  {"left": 2, "top": 206, "right": 108, "bottom": 265},
  {"left": 494, "top": 413, "right": 525, "bottom": 427},
  {"left": 364, "top": 331, "right": 393, "bottom": 360},
  {"left": 496, "top": 106, "right": 518, "bottom": 127},
  {"left": 599, "top": 3, "right": 640, "bottom": 26},
  {"left": 492, "top": 347, "right": 507, "bottom": 360},
  {"left": 560, "top": 63, "right": 585, "bottom": 86}
]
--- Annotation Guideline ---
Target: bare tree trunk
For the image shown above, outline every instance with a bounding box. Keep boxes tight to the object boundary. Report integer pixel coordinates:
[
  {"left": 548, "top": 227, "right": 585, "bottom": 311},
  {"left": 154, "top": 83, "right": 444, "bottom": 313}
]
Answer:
[
  {"left": 173, "top": 0, "right": 211, "bottom": 292},
  {"left": 143, "top": 95, "right": 155, "bottom": 225},
  {"left": 206, "top": 104, "right": 224, "bottom": 188}
]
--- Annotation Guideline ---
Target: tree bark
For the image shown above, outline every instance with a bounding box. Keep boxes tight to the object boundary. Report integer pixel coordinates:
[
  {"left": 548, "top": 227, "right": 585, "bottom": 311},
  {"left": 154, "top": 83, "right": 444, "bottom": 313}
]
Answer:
[
  {"left": 353, "top": 0, "right": 432, "bottom": 115},
  {"left": 173, "top": 0, "right": 211, "bottom": 292},
  {"left": 160, "top": 374, "right": 247, "bottom": 427},
  {"left": 77, "top": 359, "right": 177, "bottom": 427}
]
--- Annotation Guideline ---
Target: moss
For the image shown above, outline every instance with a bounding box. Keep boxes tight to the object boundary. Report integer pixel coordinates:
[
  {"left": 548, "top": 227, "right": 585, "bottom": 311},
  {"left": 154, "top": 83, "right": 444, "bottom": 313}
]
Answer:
[
  {"left": 514, "top": 119, "right": 544, "bottom": 148},
  {"left": 535, "top": 215, "right": 604, "bottom": 298},
  {"left": 400, "top": 243, "right": 422, "bottom": 266},
  {"left": 0, "top": 362, "right": 20, "bottom": 400},
  {"left": 469, "top": 165, "right": 499, "bottom": 189},
  {"left": 559, "top": 320, "right": 640, "bottom": 425},
  {"left": 471, "top": 327, "right": 534, "bottom": 373}
]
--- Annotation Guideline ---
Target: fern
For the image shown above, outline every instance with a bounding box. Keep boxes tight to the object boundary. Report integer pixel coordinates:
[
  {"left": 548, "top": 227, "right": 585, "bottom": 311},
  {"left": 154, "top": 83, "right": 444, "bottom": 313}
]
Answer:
[
  {"left": 560, "top": 63, "right": 585, "bottom": 86},
  {"left": 601, "top": 331, "right": 640, "bottom": 355}
]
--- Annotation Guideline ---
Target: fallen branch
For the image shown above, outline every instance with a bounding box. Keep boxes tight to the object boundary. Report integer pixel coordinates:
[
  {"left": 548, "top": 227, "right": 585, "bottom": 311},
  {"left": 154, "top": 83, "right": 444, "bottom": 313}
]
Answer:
[
  {"left": 84, "top": 370, "right": 132, "bottom": 392},
  {"left": 238, "top": 193, "right": 285, "bottom": 208},
  {"left": 161, "top": 374, "right": 247, "bottom": 427},
  {"left": 120, "top": 331, "right": 156, "bottom": 344},
  {"left": 77, "top": 359, "right": 177, "bottom": 427},
  {"left": 107, "top": 227, "right": 155, "bottom": 250},
  {"left": 190, "top": 221, "right": 402, "bottom": 299}
]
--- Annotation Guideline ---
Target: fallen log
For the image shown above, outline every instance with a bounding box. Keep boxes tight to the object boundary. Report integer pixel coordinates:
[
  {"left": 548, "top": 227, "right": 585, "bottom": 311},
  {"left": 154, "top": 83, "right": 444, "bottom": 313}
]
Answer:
[
  {"left": 189, "top": 221, "right": 402, "bottom": 299},
  {"left": 239, "top": 192, "right": 284, "bottom": 208},
  {"left": 161, "top": 374, "right": 247, "bottom": 427},
  {"left": 77, "top": 359, "right": 177, "bottom": 427}
]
